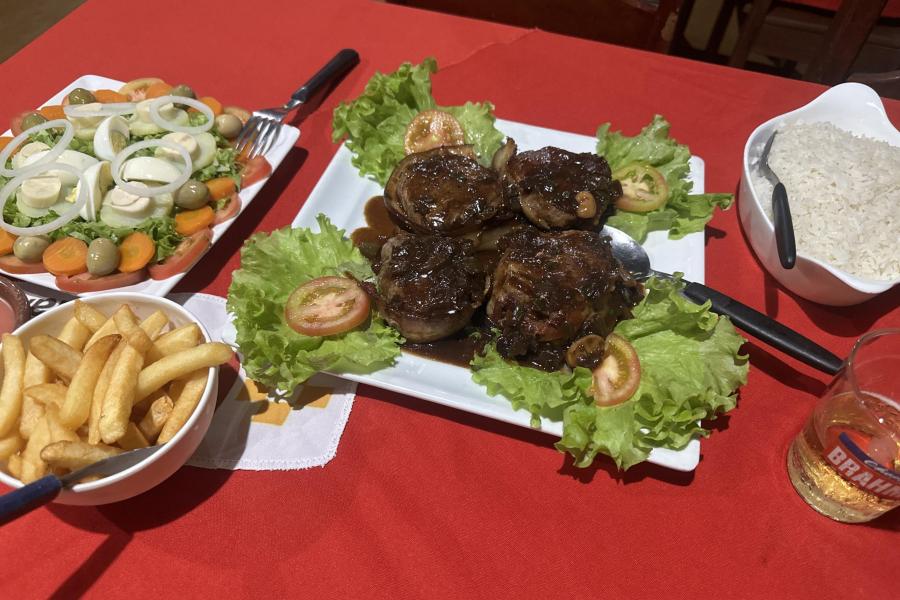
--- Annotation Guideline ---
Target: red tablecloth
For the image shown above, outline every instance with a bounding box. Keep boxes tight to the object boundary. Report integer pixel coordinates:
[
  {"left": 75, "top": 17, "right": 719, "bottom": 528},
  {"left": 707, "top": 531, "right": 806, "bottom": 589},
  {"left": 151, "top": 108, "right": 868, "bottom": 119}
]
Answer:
[
  {"left": 1, "top": 1, "right": 898, "bottom": 598},
  {"left": 791, "top": 0, "right": 900, "bottom": 19}
]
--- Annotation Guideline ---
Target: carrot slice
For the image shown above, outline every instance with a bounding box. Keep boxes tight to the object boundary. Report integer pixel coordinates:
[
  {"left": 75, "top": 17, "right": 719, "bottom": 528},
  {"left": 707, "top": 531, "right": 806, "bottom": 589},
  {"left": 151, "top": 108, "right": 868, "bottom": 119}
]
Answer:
[
  {"left": 175, "top": 206, "right": 215, "bottom": 236},
  {"left": 197, "top": 96, "right": 223, "bottom": 117},
  {"left": 118, "top": 232, "right": 156, "bottom": 273},
  {"left": 38, "top": 105, "right": 66, "bottom": 121},
  {"left": 42, "top": 238, "right": 88, "bottom": 276},
  {"left": 0, "top": 230, "right": 16, "bottom": 256},
  {"left": 205, "top": 177, "right": 236, "bottom": 202},
  {"left": 0, "top": 137, "right": 18, "bottom": 156},
  {"left": 94, "top": 89, "right": 129, "bottom": 103},
  {"left": 144, "top": 82, "right": 174, "bottom": 99}
]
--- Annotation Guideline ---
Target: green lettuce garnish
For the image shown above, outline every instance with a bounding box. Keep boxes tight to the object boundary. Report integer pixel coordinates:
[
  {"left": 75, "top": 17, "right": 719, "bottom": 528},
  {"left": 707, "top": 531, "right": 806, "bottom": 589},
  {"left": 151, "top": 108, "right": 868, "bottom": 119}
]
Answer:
[
  {"left": 332, "top": 57, "right": 505, "bottom": 185},
  {"left": 227, "top": 214, "right": 403, "bottom": 390},
  {"left": 194, "top": 146, "right": 241, "bottom": 185},
  {"left": 597, "top": 115, "right": 733, "bottom": 242},
  {"left": 471, "top": 275, "right": 749, "bottom": 470}
]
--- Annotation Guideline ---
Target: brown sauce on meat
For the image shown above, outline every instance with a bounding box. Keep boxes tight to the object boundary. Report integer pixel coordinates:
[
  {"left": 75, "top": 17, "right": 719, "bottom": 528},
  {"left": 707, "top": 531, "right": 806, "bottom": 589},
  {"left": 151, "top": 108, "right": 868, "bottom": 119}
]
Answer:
[
  {"left": 351, "top": 196, "right": 399, "bottom": 263},
  {"left": 402, "top": 313, "right": 491, "bottom": 368}
]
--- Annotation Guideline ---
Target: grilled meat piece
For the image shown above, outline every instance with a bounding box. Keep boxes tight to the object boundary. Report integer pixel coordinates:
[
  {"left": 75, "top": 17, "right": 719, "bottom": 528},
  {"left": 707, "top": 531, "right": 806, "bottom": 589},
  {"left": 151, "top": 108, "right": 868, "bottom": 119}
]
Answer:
[
  {"left": 384, "top": 145, "right": 506, "bottom": 236},
  {"left": 377, "top": 233, "right": 488, "bottom": 343},
  {"left": 487, "top": 228, "right": 641, "bottom": 370},
  {"left": 503, "top": 146, "right": 622, "bottom": 230}
]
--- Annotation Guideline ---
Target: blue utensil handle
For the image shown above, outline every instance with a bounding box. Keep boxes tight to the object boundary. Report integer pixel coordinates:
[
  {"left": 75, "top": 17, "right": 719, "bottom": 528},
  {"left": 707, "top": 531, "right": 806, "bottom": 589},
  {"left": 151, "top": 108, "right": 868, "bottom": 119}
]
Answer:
[
  {"left": 0, "top": 475, "right": 62, "bottom": 526},
  {"left": 772, "top": 182, "right": 796, "bottom": 269},
  {"left": 682, "top": 281, "right": 844, "bottom": 375},
  {"left": 291, "top": 49, "right": 360, "bottom": 105}
]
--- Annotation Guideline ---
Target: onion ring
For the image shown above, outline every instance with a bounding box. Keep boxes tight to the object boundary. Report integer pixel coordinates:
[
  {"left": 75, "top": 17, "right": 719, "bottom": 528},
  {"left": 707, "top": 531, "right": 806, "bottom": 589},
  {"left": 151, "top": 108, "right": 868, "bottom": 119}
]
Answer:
[
  {"left": 0, "top": 162, "right": 87, "bottom": 236},
  {"left": 63, "top": 102, "right": 136, "bottom": 118},
  {"left": 148, "top": 95, "right": 213, "bottom": 134},
  {"left": 0, "top": 119, "right": 75, "bottom": 177},
  {"left": 111, "top": 139, "right": 192, "bottom": 197}
]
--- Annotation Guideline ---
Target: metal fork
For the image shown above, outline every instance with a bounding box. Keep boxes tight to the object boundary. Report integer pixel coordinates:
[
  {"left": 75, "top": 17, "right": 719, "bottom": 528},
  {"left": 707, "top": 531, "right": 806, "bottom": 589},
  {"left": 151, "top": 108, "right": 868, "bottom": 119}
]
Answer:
[{"left": 235, "top": 49, "right": 360, "bottom": 159}]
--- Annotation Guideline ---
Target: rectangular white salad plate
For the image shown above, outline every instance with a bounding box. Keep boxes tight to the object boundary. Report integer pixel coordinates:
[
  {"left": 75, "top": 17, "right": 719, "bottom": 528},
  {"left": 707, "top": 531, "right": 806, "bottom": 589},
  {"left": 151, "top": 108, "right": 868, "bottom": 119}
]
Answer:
[
  {"left": 294, "top": 119, "right": 706, "bottom": 472},
  {"left": 1, "top": 74, "right": 300, "bottom": 297}
]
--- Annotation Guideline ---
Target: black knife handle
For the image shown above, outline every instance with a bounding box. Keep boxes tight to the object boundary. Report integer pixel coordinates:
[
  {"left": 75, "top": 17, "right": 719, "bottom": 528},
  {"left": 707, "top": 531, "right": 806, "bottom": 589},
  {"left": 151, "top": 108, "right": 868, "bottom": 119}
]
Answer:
[
  {"left": 291, "top": 49, "right": 360, "bottom": 105},
  {"left": 0, "top": 475, "right": 62, "bottom": 526},
  {"left": 682, "top": 281, "right": 844, "bottom": 375},
  {"left": 772, "top": 182, "right": 796, "bottom": 269}
]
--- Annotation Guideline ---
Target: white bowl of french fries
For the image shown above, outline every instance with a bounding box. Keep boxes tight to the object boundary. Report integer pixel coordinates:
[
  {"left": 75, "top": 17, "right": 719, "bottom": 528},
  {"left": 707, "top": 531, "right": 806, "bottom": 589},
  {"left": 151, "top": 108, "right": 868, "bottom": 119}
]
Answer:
[{"left": 0, "top": 293, "right": 233, "bottom": 505}]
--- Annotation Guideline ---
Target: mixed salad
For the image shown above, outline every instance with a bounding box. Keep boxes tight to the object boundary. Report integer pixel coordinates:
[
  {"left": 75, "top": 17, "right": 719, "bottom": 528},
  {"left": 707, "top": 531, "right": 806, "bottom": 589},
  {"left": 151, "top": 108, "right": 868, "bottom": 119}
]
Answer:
[
  {"left": 0, "top": 78, "right": 272, "bottom": 292},
  {"left": 228, "top": 59, "right": 748, "bottom": 471}
]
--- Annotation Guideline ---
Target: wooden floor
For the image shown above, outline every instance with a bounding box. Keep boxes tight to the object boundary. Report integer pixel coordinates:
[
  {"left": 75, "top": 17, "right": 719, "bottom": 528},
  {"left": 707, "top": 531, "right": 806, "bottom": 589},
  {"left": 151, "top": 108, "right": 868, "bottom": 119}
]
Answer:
[{"left": 0, "top": 0, "right": 86, "bottom": 63}]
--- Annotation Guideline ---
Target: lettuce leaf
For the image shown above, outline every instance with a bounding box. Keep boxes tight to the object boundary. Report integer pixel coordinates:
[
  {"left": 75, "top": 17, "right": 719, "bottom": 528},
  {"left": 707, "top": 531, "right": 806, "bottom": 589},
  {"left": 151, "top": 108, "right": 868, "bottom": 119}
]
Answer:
[
  {"left": 597, "top": 115, "right": 733, "bottom": 242},
  {"left": 470, "top": 276, "right": 749, "bottom": 470},
  {"left": 332, "top": 58, "right": 504, "bottom": 185},
  {"left": 227, "top": 214, "right": 403, "bottom": 390}
]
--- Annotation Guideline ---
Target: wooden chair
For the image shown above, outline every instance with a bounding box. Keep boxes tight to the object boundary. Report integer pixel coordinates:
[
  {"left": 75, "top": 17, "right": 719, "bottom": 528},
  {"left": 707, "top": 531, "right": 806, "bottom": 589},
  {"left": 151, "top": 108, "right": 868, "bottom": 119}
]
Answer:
[
  {"left": 848, "top": 68, "right": 900, "bottom": 98},
  {"left": 729, "top": 0, "right": 897, "bottom": 85},
  {"left": 387, "top": 0, "right": 684, "bottom": 52}
]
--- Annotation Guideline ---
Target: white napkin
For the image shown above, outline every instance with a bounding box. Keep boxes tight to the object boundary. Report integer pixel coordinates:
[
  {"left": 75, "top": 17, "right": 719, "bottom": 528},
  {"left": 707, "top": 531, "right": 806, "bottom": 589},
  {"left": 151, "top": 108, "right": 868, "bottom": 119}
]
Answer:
[{"left": 165, "top": 293, "right": 357, "bottom": 471}]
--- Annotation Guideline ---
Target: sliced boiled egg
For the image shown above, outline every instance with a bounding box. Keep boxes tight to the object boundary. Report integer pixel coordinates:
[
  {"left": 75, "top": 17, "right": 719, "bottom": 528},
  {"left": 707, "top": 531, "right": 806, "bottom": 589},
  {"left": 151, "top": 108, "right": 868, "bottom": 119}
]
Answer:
[
  {"left": 121, "top": 156, "right": 182, "bottom": 183},
  {"left": 10, "top": 141, "right": 50, "bottom": 170},
  {"left": 76, "top": 160, "right": 113, "bottom": 220},
  {"left": 93, "top": 116, "right": 131, "bottom": 161}
]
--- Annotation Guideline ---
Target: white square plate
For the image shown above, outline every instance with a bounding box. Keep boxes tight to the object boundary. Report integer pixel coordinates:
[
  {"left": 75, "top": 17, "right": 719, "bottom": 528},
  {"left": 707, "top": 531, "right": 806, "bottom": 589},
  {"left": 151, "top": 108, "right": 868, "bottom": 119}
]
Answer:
[
  {"left": 1, "top": 74, "right": 300, "bottom": 297},
  {"left": 294, "top": 119, "right": 706, "bottom": 472}
]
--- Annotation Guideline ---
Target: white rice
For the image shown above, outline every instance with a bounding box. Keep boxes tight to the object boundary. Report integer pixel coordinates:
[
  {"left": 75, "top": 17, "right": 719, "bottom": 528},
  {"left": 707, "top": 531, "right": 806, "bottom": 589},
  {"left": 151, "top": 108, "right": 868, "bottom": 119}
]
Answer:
[{"left": 751, "top": 122, "right": 900, "bottom": 282}]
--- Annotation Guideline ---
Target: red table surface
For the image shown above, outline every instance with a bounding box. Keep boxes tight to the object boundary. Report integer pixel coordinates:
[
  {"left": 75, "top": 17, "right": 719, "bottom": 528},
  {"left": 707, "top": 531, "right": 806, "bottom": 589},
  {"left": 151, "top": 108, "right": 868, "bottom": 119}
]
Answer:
[
  {"left": 1, "top": 0, "right": 898, "bottom": 598},
  {"left": 790, "top": 0, "right": 900, "bottom": 19}
]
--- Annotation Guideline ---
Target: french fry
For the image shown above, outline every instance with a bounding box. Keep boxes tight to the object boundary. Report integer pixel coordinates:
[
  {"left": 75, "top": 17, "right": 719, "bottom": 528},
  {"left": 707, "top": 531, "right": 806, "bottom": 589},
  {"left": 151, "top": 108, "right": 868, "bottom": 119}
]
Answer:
[
  {"left": 44, "top": 405, "right": 79, "bottom": 444},
  {"left": 20, "top": 416, "right": 51, "bottom": 483},
  {"left": 100, "top": 318, "right": 153, "bottom": 443},
  {"left": 145, "top": 324, "right": 201, "bottom": 364},
  {"left": 24, "top": 383, "right": 68, "bottom": 408},
  {"left": 59, "top": 335, "right": 120, "bottom": 429},
  {"left": 135, "top": 343, "right": 231, "bottom": 403},
  {"left": 29, "top": 335, "right": 82, "bottom": 383},
  {"left": 157, "top": 369, "right": 208, "bottom": 443},
  {"left": 113, "top": 306, "right": 153, "bottom": 354},
  {"left": 58, "top": 317, "right": 91, "bottom": 352},
  {"left": 0, "top": 334, "right": 26, "bottom": 438},
  {"left": 138, "top": 394, "right": 173, "bottom": 441},
  {"left": 20, "top": 352, "right": 53, "bottom": 439},
  {"left": 88, "top": 340, "right": 125, "bottom": 445},
  {"left": 139, "top": 310, "right": 168, "bottom": 339},
  {"left": 85, "top": 317, "right": 118, "bottom": 350},
  {"left": 74, "top": 300, "right": 108, "bottom": 334},
  {"left": 0, "top": 431, "right": 23, "bottom": 459},
  {"left": 40, "top": 440, "right": 121, "bottom": 471},
  {"left": 117, "top": 422, "right": 149, "bottom": 451},
  {"left": 6, "top": 452, "right": 22, "bottom": 479}
]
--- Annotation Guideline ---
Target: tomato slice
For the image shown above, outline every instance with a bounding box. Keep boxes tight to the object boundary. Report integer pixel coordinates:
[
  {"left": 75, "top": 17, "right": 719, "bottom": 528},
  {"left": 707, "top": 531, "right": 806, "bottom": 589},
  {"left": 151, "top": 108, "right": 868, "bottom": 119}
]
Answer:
[
  {"left": 56, "top": 270, "right": 147, "bottom": 293},
  {"left": 118, "top": 77, "right": 166, "bottom": 102},
  {"left": 613, "top": 163, "right": 669, "bottom": 212},
  {"left": 239, "top": 156, "right": 272, "bottom": 188},
  {"left": 285, "top": 276, "right": 370, "bottom": 337},
  {"left": 148, "top": 229, "right": 212, "bottom": 280},
  {"left": 212, "top": 194, "right": 242, "bottom": 225},
  {"left": 0, "top": 255, "right": 47, "bottom": 274},
  {"left": 590, "top": 333, "right": 641, "bottom": 407},
  {"left": 403, "top": 110, "right": 465, "bottom": 155}
]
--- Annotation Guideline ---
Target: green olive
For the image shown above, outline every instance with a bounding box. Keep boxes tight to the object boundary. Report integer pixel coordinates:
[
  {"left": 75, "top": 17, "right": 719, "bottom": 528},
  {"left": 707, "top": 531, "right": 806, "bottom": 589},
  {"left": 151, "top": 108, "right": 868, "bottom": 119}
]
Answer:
[
  {"left": 67, "top": 88, "right": 96, "bottom": 105},
  {"left": 175, "top": 179, "right": 209, "bottom": 209},
  {"left": 20, "top": 112, "right": 47, "bottom": 132},
  {"left": 170, "top": 84, "right": 196, "bottom": 100},
  {"left": 12, "top": 235, "right": 50, "bottom": 263},
  {"left": 87, "top": 238, "right": 120, "bottom": 276},
  {"left": 214, "top": 114, "right": 243, "bottom": 139}
]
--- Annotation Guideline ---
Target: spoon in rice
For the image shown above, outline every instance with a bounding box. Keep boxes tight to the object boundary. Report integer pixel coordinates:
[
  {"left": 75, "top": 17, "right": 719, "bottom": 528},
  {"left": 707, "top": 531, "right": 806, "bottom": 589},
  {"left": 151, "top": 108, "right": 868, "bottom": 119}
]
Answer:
[
  {"left": 604, "top": 226, "right": 843, "bottom": 375},
  {"left": 759, "top": 132, "right": 797, "bottom": 269}
]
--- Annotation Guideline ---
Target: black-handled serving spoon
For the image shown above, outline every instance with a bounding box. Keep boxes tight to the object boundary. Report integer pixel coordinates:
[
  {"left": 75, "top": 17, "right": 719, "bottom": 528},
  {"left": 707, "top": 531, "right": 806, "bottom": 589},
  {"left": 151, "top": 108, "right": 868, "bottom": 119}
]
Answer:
[{"left": 759, "top": 132, "right": 797, "bottom": 270}]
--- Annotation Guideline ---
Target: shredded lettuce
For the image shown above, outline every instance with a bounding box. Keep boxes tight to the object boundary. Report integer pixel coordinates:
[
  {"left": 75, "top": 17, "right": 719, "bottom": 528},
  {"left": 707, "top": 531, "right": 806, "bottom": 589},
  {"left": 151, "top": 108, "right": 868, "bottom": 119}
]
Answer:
[
  {"left": 227, "top": 214, "right": 403, "bottom": 390},
  {"left": 194, "top": 146, "right": 241, "bottom": 184},
  {"left": 332, "top": 57, "right": 504, "bottom": 185},
  {"left": 471, "top": 276, "right": 749, "bottom": 470},
  {"left": 597, "top": 115, "right": 733, "bottom": 242}
]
